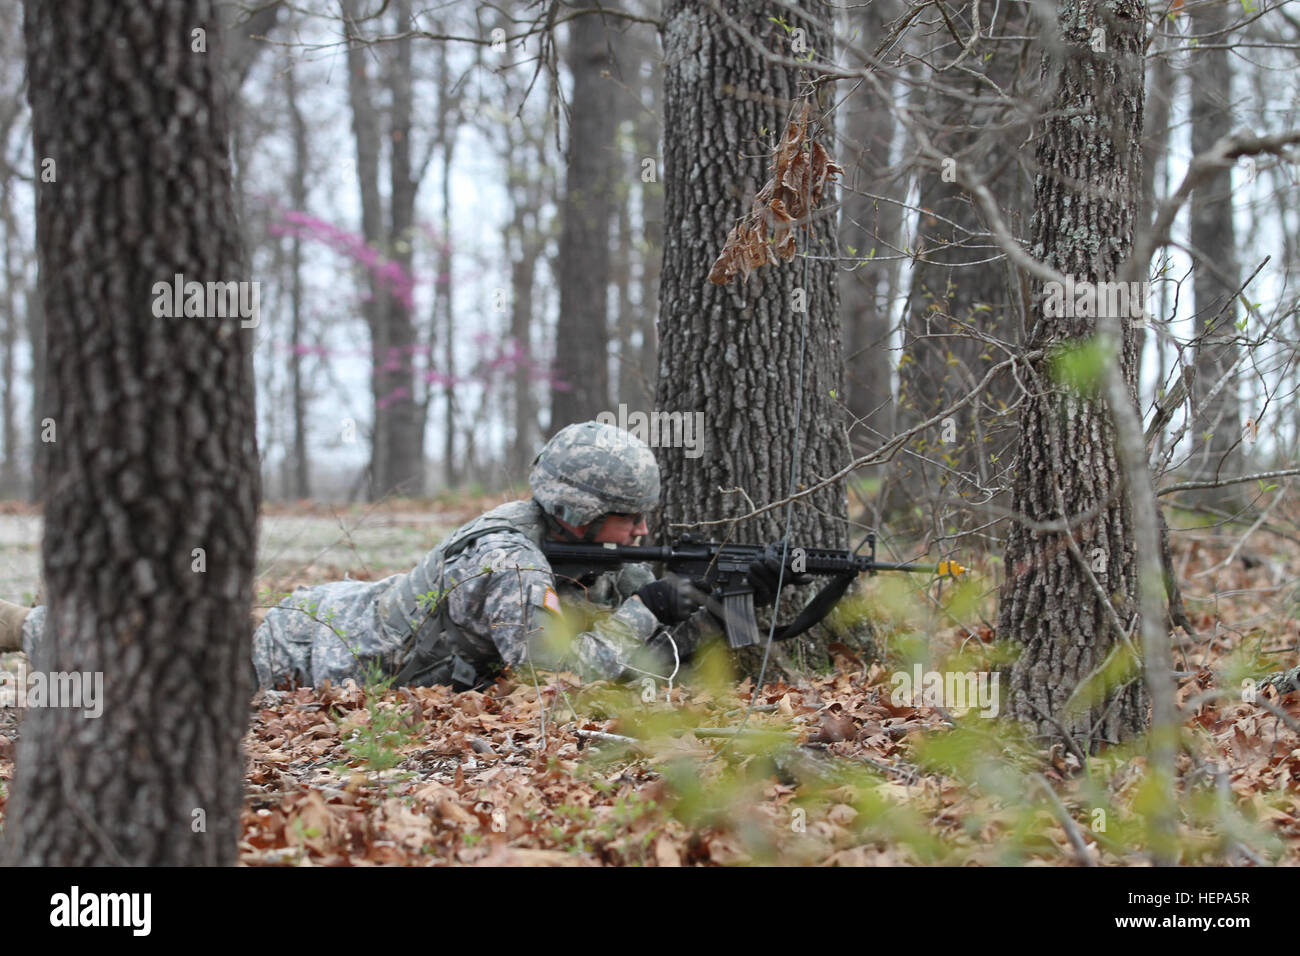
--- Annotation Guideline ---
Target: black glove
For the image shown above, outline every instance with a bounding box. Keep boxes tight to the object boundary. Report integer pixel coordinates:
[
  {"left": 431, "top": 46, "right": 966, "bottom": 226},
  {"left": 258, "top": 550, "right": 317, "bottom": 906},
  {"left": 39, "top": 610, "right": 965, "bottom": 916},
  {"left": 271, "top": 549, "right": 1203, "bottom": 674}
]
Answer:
[
  {"left": 635, "top": 576, "right": 704, "bottom": 625},
  {"left": 748, "top": 543, "right": 813, "bottom": 607}
]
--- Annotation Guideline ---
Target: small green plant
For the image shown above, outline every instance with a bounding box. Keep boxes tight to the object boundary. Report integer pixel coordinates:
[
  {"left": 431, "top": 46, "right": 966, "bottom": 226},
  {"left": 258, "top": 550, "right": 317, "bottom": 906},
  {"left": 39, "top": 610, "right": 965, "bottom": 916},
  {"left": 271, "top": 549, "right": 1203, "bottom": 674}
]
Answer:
[{"left": 332, "top": 659, "right": 419, "bottom": 775}]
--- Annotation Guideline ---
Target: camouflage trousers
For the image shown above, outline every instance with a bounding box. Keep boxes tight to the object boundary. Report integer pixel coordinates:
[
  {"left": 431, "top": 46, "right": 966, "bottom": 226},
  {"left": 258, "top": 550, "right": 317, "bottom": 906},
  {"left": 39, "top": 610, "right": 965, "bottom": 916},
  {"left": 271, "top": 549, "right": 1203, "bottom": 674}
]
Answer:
[
  {"left": 19, "top": 579, "right": 409, "bottom": 691},
  {"left": 16, "top": 576, "right": 712, "bottom": 691},
  {"left": 251, "top": 577, "right": 408, "bottom": 689}
]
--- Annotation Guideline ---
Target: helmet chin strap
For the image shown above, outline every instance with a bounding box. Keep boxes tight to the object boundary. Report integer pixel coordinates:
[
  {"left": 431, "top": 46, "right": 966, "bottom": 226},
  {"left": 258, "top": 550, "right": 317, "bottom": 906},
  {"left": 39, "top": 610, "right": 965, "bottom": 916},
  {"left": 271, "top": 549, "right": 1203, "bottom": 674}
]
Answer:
[{"left": 545, "top": 511, "right": 608, "bottom": 543}]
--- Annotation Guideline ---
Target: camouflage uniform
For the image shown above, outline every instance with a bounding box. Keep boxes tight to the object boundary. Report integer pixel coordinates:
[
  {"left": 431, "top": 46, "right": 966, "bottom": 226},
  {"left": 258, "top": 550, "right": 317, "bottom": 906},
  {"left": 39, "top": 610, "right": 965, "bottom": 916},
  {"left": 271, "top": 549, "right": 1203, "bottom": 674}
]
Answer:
[
  {"left": 248, "top": 496, "right": 700, "bottom": 690},
  {"left": 251, "top": 420, "right": 706, "bottom": 689},
  {"left": 22, "top": 422, "right": 709, "bottom": 690},
  {"left": 19, "top": 605, "right": 45, "bottom": 660}
]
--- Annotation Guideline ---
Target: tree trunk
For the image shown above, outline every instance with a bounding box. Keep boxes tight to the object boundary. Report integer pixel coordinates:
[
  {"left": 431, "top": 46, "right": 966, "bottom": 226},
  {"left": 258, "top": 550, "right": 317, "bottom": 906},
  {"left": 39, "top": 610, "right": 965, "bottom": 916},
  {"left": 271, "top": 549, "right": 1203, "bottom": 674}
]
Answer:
[
  {"left": 343, "top": 0, "right": 386, "bottom": 496},
  {"left": 1188, "top": 0, "right": 1241, "bottom": 502},
  {"left": 838, "top": 0, "right": 900, "bottom": 447},
  {"left": 658, "top": 0, "right": 856, "bottom": 675},
  {"left": 343, "top": 0, "right": 424, "bottom": 498},
  {"left": 285, "top": 59, "right": 311, "bottom": 499},
  {"left": 999, "top": 0, "right": 1148, "bottom": 747},
  {"left": 506, "top": 123, "right": 546, "bottom": 475},
  {"left": 25, "top": 281, "right": 46, "bottom": 503},
  {"left": 7, "top": 0, "right": 259, "bottom": 864},
  {"left": 509, "top": 223, "right": 540, "bottom": 473},
  {"left": 895, "top": 9, "right": 1031, "bottom": 537},
  {"left": 611, "top": 25, "right": 654, "bottom": 414},
  {"left": 637, "top": 29, "right": 664, "bottom": 418},
  {"left": 1137, "top": 32, "right": 1173, "bottom": 390},
  {"left": 614, "top": 162, "right": 643, "bottom": 408},
  {"left": 437, "top": 126, "right": 458, "bottom": 487},
  {"left": 552, "top": 10, "right": 616, "bottom": 429},
  {"left": 384, "top": 0, "right": 423, "bottom": 495},
  {"left": 1, "top": 208, "right": 19, "bottom": 498}
]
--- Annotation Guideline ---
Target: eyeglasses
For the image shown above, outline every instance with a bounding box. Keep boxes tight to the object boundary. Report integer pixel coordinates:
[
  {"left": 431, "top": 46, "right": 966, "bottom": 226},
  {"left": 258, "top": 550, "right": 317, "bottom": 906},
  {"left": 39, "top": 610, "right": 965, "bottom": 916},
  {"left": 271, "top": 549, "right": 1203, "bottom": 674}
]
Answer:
[{"left": 608, "top": 512, "right": 646, "bottom": 525}]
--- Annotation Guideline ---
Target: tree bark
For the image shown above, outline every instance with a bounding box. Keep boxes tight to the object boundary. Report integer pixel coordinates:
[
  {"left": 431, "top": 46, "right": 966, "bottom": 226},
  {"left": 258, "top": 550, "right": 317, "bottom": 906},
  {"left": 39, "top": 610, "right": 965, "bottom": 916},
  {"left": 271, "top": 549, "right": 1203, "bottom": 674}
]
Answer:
[
  {"left": 1188, "top": 0, "right": 1241, "bottom": 502},
  {"left": 26, "top": 280, "right": 46, "bottom": 503},
  {"left": 999, "top": 0, "right": 1149, "bottom": 747},
  {"left": 7, "top": 0, "right": 260, "bottom": 864},
  {"left": 658, "top": 0, "right": 857, "bottom": 674},
  {"left": 552, "top": 9, "right": 617, "bottom": 429}
]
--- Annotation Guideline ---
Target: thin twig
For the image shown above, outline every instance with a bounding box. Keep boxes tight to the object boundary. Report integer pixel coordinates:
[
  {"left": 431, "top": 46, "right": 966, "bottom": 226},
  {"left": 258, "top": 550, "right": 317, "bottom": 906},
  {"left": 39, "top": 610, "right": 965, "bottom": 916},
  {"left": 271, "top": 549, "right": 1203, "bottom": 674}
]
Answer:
[{"left": 1033, "top": 774, "right": 1096, "bottom": 867}]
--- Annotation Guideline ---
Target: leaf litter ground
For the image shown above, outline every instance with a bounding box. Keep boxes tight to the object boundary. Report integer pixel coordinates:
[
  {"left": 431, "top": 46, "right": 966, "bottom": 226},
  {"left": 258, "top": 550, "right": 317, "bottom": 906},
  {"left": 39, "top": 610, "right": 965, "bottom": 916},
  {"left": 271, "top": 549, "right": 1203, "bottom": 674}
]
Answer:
[{"left": 3, "top": 505, "right": 1300, "bottom": 865}]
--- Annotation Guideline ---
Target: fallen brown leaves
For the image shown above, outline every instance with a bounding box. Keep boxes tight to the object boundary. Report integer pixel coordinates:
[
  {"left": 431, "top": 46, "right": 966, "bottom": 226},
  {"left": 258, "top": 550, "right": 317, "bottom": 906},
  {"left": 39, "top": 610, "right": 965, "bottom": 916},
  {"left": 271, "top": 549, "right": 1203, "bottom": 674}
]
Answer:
[
  {"left": 5, "top": 525, "right": 1300, "bottom": 865},
  {"left": 230, "top": 660, "right": 967, "bottom": 866}
]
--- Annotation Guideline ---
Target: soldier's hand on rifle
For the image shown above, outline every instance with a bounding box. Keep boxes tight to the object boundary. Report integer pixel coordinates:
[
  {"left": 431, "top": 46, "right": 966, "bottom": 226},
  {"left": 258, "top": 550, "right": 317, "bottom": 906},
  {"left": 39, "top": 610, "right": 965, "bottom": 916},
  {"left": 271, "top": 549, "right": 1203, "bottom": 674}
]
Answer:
[
  {"left": 635, "top": 575, "right": 705, "bottom": 625},
  {"left": 748, "top": 543, "right": 813, "bottom": 607}
]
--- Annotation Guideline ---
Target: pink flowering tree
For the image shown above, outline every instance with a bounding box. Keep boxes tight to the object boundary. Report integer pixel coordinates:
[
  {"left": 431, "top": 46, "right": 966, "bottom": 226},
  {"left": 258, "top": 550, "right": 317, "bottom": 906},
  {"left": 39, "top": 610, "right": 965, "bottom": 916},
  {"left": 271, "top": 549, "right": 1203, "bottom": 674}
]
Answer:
[{"left": 268, "top": 208, "right": 563, "bottom": 491}]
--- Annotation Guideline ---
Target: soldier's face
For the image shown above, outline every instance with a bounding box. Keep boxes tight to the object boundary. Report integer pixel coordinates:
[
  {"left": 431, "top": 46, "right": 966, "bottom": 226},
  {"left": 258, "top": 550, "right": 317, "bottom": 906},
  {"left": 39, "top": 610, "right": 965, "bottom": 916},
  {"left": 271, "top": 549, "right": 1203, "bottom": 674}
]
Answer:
[{"left": 591, "top": 512, "right": 649, "bottom": 545}]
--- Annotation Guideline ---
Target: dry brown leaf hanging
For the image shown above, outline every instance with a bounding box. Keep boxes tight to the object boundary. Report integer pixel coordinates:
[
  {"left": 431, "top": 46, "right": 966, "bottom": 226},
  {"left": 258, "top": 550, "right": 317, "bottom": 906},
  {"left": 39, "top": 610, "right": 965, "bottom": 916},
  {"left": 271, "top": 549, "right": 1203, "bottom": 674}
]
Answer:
[{"left": 708, "top": 101, "right": 844, "bottom": 285}]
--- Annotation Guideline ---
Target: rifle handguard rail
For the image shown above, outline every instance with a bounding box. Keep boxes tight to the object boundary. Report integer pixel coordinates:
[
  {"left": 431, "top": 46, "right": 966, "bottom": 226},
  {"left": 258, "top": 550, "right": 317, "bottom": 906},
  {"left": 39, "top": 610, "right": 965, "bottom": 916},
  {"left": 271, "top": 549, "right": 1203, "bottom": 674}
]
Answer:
[{"left": 541, "top": 534, "right": 964, "bottom": 649}]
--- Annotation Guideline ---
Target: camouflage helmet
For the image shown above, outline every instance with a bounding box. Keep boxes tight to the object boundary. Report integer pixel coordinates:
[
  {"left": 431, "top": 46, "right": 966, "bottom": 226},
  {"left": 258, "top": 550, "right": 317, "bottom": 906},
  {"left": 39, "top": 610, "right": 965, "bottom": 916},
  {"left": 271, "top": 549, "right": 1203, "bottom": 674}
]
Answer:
[{"left": 530, "top": 421, "right": 660, "bottom": 527}]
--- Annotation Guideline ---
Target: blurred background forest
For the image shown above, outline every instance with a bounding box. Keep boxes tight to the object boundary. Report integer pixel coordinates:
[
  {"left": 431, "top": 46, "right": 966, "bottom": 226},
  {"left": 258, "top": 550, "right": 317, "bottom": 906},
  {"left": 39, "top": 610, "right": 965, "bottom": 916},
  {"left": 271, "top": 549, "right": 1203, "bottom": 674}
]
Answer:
[{"left": 0, "top": 0, "right": 1294, "bottom": 522}]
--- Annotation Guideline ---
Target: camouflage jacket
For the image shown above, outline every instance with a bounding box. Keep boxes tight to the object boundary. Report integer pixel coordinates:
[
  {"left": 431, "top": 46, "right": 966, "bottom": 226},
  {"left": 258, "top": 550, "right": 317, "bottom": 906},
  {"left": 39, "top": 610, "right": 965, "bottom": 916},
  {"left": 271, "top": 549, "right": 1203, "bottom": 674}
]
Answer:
[{"left": 250, "top": 499, "right": 707, "bottom": 691}]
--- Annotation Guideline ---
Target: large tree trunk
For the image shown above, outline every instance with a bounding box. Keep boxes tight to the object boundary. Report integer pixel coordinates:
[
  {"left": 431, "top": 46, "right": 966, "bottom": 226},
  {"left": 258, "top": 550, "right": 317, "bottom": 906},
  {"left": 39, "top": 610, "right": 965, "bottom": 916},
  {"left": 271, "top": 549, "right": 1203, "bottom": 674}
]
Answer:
[
  {"left": 7, "top": 0, "right": 260, "bottom": 864},
  {"left": 551, "top": 10, "right": 616, "bottom": 429},
  {"left": 658, "top": 0, "right": 856, "bottom": 674},
  {"left": 999, "top": 0, "right": 1148, "bottom": 747},
  {"left": 1188, "top": 0, "right": 1241, "bottom": 502}
]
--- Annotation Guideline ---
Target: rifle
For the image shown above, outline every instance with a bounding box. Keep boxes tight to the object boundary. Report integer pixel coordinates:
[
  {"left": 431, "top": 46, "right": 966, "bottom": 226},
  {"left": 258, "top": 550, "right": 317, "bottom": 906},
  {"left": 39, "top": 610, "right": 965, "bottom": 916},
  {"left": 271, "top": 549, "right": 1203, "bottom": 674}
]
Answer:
[{"left": 541, "top": 532, "right": 963, "bottom": 649}]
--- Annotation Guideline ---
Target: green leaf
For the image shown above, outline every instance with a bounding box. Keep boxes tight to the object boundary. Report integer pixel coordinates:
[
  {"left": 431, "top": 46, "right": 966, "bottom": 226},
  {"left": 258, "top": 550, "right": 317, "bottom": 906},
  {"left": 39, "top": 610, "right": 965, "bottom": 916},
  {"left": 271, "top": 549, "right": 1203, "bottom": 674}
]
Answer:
[{"left": 1049, "top": 338, "right": 1109, "bottom": 393}]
